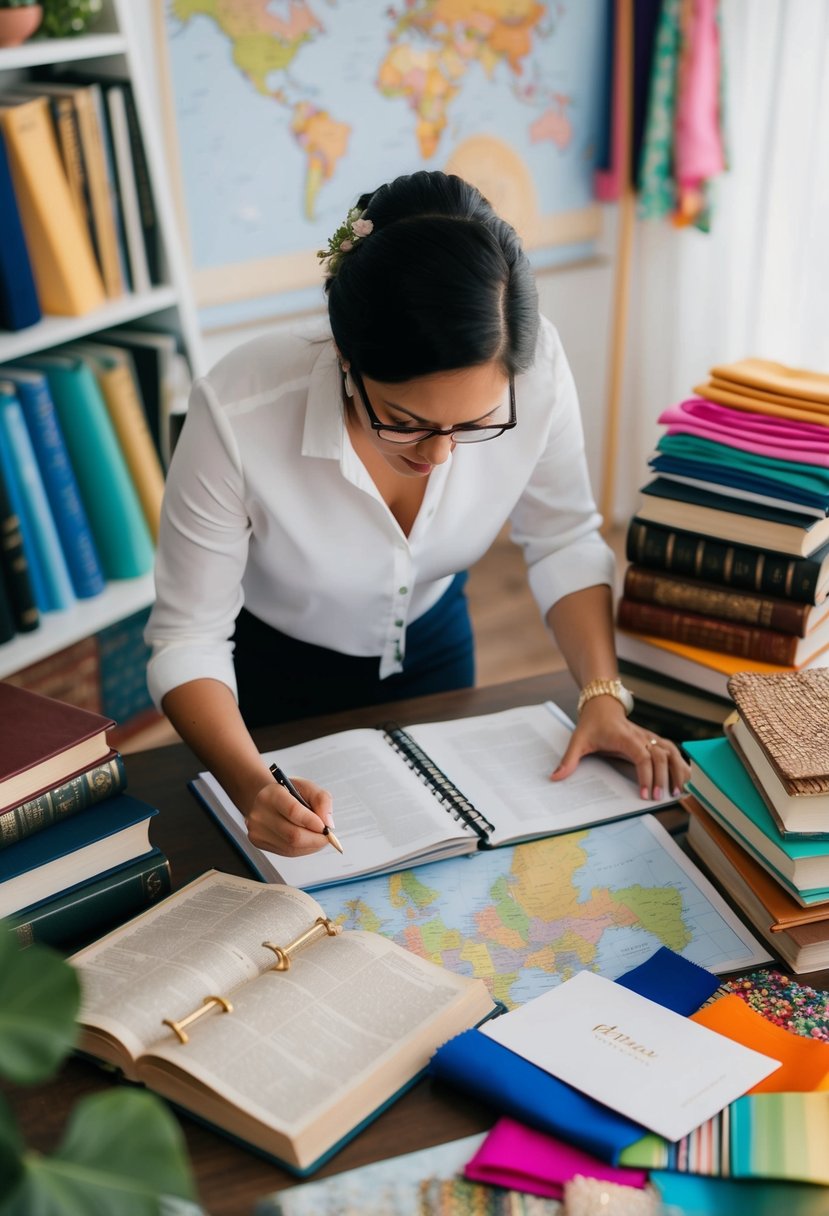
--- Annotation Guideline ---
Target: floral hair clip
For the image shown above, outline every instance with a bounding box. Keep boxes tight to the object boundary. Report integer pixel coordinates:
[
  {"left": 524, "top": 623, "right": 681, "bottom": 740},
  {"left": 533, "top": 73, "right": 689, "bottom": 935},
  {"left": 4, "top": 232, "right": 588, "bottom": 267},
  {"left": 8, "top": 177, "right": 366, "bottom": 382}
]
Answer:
[{"left": 317, "top": 207, "right": 374, "bottom": 276}]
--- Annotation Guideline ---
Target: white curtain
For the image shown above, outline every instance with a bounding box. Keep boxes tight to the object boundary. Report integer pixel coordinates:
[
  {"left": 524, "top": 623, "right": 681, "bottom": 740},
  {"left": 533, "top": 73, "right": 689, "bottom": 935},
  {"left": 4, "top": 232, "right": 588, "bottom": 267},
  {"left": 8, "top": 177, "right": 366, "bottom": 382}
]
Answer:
[{"left": 611, "top": 0, "right": 829, "bottom": 522}]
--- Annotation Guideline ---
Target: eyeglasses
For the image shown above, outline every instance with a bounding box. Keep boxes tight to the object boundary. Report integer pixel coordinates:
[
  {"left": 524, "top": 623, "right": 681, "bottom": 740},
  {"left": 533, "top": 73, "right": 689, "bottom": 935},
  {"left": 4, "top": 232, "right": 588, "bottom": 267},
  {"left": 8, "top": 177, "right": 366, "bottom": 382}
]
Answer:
[{"left": 349, "top": 367, "right": 516, "bottom": 445}]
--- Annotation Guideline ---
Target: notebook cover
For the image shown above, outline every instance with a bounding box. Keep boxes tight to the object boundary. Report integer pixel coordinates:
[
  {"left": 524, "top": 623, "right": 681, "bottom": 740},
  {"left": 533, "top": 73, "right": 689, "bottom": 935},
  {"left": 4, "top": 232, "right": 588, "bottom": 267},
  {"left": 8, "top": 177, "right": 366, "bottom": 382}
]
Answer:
[{"left": 727, "top": 670, "right": 829, "bottom": 788}]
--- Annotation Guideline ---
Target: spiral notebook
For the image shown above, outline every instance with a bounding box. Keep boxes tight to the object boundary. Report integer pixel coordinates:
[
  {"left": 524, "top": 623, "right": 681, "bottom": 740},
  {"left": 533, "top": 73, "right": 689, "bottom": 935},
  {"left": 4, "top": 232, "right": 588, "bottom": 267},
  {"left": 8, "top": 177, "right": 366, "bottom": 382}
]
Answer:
[{"left": 190, "top": 703, "right": 668, "bottom": 890}]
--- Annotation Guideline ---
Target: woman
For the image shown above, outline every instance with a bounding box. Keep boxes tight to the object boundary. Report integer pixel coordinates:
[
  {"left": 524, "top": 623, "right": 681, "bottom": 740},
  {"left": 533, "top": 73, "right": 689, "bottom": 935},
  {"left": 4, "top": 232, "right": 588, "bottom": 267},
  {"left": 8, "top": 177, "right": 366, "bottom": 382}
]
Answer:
[{"left": 146, "top": 171, "right": 688, "bottom": 859}]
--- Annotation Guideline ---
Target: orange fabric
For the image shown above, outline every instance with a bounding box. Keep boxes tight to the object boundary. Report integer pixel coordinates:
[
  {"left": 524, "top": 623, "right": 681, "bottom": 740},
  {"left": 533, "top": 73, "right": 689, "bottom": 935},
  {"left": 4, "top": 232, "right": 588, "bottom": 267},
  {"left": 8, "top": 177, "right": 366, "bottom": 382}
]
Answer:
[
  {"left": 691, "top": 994, "right": 829, "bottom": 1093},
  {"left": 694, "top": 380, "right": 829, "bottom": 427}
]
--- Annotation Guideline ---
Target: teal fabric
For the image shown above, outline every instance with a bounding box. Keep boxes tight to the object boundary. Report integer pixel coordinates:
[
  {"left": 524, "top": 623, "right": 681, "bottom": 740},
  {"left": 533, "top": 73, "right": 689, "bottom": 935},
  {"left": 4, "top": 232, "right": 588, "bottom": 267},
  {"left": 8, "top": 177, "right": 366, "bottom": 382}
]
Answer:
[{"left": 657, "top": 433, "right": 829, "bottom": 494}]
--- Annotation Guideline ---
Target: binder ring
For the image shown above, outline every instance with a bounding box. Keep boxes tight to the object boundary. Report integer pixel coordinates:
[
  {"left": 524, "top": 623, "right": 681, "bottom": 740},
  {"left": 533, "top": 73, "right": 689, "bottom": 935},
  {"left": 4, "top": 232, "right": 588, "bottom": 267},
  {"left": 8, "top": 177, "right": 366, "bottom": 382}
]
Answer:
[
  {"left": 162, "top": 994, "right": 234, "bottom": 1044},
  {"left": 262, "top": 916, "right": 342, "bottom": 971}
]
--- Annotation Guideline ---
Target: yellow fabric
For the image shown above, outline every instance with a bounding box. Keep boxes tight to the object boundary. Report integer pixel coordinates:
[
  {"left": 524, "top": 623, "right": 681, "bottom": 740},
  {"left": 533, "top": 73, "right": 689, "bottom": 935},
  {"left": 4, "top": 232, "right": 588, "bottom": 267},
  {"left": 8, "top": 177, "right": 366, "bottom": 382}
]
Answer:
[
  {"left": 694, "top": 381, "right": 829, "bottom": 426},
  {"left": 711, "top": 358, "right": 829, "bottom": 405}
]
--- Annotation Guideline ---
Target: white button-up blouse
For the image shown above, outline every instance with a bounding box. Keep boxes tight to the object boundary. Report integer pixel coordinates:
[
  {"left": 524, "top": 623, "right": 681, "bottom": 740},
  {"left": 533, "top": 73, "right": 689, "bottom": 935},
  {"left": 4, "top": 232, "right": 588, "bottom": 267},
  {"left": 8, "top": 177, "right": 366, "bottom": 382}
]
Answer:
[{"left": 145, "top": 313, "right": 615, "bottom": 708}]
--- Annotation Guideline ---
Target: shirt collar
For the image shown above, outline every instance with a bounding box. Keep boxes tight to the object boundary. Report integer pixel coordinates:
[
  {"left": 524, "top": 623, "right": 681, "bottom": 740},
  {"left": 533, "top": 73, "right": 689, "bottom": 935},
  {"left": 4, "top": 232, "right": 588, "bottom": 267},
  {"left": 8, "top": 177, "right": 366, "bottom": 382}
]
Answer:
[{"left": 302, "top": 337, "right": 345, "bottom": 459}]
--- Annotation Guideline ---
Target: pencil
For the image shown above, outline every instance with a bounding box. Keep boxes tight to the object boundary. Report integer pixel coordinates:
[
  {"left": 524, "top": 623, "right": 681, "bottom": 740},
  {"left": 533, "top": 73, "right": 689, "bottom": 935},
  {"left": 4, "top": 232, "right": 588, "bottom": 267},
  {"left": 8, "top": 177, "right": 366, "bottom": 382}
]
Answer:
[{"left": 269, "top": 763, "right": 344, "bottom": 854}]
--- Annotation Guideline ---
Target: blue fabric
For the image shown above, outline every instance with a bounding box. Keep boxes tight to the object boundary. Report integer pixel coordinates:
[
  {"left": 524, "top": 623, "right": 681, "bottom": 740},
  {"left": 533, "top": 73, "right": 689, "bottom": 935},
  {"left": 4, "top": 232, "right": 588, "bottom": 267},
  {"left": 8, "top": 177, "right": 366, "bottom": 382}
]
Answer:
[
  {"left": 233, "top": 573, "right": 474, "bottom": 728},
  {"left": 428, "top": 948, "right": 720, "bottom": 1164}
]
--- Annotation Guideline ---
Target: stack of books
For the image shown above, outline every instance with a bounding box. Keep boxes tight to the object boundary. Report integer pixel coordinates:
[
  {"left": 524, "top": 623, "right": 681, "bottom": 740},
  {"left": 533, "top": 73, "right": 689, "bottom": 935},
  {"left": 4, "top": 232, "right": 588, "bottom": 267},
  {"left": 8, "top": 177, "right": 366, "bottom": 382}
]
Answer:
[
  {"left": 1, "top": 681, "right": 170, "bottom": 949},
  {"left": 683, "top": 668, "right": 829, "bottom": 973},
  {"left": 616, "top": 357, "right": 829, "bottom": 741}
]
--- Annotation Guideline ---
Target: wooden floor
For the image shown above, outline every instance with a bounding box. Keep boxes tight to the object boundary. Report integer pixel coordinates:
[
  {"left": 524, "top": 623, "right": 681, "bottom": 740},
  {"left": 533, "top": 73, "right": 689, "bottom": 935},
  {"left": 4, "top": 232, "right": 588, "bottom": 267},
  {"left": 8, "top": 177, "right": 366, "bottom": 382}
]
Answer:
[{"left": 123, "top": 525, "right": 626, "bottom": 753}]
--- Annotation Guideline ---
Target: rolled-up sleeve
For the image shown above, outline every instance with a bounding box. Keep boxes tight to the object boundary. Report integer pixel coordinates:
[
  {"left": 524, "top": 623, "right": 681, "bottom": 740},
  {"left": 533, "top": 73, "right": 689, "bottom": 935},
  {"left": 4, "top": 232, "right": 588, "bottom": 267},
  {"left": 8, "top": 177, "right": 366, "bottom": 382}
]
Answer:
[
  {"left": 509, "top": 321, "right": 616, "bottom": 618},
  {"left": 145, "top": 378, "right": 251, "bottom": 708}
]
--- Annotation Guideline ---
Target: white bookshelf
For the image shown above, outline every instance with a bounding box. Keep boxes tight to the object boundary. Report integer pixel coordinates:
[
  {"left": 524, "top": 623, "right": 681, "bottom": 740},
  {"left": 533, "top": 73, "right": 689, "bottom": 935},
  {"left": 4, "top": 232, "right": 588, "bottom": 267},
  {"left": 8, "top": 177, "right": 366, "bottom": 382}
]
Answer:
[{"left": 0, "top": 0, "right": 202, "bottom": 682}]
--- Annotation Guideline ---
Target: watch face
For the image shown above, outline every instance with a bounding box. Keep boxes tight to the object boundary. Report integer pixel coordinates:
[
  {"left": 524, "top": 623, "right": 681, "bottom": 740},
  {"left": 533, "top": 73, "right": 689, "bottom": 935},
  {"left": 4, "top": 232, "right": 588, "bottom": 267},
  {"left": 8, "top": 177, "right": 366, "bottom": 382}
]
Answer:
[{"left": 618, "top": 684, "right": 635, "bottom": 715}]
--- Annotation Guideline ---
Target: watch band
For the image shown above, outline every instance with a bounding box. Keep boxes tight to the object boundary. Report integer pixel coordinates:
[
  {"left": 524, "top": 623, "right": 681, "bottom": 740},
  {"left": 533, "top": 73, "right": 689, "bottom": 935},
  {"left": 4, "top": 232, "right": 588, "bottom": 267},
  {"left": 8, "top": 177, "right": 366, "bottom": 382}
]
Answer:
[{"left": 577, "top": 678, "right": 634, "bottom": 717}]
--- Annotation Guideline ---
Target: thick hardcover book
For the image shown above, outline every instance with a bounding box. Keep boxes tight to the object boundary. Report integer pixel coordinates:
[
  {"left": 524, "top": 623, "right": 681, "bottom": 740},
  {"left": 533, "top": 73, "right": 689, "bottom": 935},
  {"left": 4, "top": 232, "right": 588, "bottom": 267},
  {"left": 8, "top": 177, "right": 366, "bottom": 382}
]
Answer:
[
  {"left": 0, "top": 751, "right": 126, "bottom": 850},
  {"left": 0, "top": 383, "right": 52, "bottom": 613},
  {"left": 0, "top": 791, "right": 157, "bottom": 918},
  {"left": 727, "top": 715, "right": 829, "bottom": 839},
  {"left": 638, "top": 478, "right": 829, "bottom": 558},
  {"left": 69, "top": 869, "right": 495, "bottom": 1175},
  {"left": 65, "top": 341, "right": 165, "bottom": 541},
  {"left": 0, "top": 382, "right": 75, "bottom": 612},
  {"left": 616, "top": 595, "right": 829, "bottom": 666},
  {"left": 615, "top": 629, "right": 804, "bottom": 701},
  {"left": 105, "top": 85, "right": 151, "bottom": 294},
  {"left": 684, "top": 796, "right": 829, "bottom": 974},
  {"left": 0, "top": 459, "right": 38, "bottom": 634},
  {"left": 684, "top": 736, "right": 829, "bottom": 901},
  {"left": 0, "top": 681, "right": 113, "bottom": 812},
  {"left": 95, "top": 327, "right": 179, "bottom": 462},
  {"left": 191, "top": 703, "right": 668, "bottom": 892},
  {"left": 626, "top": 518, "right": 829, "bottom": 604},
  {"left": 0, "top": 96, "right": 105, "bottom": 315},
  {"left": 12, "top": 847, "right": 171, "bottom": 949},
  {"left": 617, "top": 658, "right": 733, "bottom": 725},
  {"left": 623, "top": 565, "right": 818, "bottom": 636},
  {"left": 727, "top": 669, "right": 829, "bottom": 786},
  {"left": 0, "top": 127, "right": 40, "bottom": 331},
  {"left": 2, "top": 367, "right": 105, "bottom": 599},
  {"left": 20, "top": 353, "right": 155, "bottom": 578}
]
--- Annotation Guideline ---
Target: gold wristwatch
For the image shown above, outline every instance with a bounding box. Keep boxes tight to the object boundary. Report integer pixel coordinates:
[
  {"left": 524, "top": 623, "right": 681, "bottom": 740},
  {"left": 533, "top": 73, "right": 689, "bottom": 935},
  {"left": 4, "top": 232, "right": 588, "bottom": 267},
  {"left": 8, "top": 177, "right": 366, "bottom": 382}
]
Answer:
[{"left": 577, "top": 678, "right": 634, "bottom": 717}]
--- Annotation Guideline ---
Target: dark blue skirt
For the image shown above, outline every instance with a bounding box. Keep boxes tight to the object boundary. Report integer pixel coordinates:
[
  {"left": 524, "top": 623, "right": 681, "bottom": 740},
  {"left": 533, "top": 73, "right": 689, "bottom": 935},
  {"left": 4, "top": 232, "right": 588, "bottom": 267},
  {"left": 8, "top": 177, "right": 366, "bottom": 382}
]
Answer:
[{"left": 233, "top": 573, "right": 475, "bottom": 728}]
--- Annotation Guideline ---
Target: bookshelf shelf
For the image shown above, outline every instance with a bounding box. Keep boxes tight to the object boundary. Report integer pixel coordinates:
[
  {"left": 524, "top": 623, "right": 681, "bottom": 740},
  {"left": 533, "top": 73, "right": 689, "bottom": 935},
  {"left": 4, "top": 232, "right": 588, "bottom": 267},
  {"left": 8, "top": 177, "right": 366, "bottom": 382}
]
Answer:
[
  {"left": 0, "top": 286, "right": 179, "bottom": 363},
  {"left": 0, "top": 574, "right": 155, "bottom": 679},
  {"left": 0, "top": 34, "right": 127, "bottom": 73}
]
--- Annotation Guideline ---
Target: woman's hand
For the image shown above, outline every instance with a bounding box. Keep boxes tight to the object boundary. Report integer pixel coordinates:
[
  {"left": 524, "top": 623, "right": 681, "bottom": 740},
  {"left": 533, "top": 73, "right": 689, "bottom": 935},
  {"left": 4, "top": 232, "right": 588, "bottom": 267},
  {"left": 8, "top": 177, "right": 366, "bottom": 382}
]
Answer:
[
  {"left": 243, "top": 775, "right": 335, "bottom": 856},
  {"left": 550, "top": 696, "right": 690, "bottom": 800}
]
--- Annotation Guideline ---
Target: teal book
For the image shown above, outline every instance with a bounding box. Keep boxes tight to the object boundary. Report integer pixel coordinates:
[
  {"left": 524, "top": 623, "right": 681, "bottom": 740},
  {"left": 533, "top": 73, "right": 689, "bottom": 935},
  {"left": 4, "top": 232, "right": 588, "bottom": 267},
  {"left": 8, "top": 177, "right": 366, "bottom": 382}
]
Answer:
[
  {"left": 11, "top": 847, "right": 171, "bottom": 950},
  {"left": 685, "top": 737, "right": 829, "bottom": 900},
  {"left": 2, "top": 366, "right": 105, "bottom": 599},
  {"left": 19, "top": 353, "right": 154, "bottom": 578},
  {"left": 0, "top": 381, "right": 75, "bottom": 611}
]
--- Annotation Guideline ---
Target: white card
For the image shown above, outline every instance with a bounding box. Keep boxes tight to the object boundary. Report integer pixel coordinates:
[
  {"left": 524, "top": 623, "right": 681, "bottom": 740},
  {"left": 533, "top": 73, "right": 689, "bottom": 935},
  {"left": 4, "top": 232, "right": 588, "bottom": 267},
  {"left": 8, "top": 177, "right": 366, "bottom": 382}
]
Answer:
[{"left": 480, "top": 970, "right": 780, "bottom": 1142}]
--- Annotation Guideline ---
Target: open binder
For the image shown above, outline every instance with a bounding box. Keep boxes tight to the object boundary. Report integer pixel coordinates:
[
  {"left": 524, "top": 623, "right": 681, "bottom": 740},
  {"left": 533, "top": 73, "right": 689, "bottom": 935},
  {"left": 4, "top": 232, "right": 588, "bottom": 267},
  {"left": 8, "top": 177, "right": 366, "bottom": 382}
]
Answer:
[{"left": 191, "top": 703, "right": 668, "bottom": 890}]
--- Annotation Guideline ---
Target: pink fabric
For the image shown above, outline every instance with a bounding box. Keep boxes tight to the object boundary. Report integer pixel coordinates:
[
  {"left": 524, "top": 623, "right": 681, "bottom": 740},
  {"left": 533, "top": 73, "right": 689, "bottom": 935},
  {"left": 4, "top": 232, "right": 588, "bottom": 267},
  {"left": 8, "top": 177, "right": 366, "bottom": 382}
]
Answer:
[
  {"left": 674, "top": 0, "right": 725, "bottom": 187},
  {"left": 464, "top": 1117, "right": 649, "bottom": 1200},
  {"left": 594, "top": 0, "right": 627, "bottom": 201},
  {"left": 659, "top": 398, "right": 829, "bottom": 466}
]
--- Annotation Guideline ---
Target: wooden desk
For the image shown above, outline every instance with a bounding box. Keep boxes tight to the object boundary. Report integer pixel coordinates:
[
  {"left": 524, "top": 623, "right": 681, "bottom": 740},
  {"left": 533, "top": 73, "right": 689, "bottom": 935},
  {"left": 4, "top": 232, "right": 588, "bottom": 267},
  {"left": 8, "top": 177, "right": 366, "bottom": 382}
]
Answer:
[{"left": 6, "top": 672, "right": 826, "bottom": 1214}]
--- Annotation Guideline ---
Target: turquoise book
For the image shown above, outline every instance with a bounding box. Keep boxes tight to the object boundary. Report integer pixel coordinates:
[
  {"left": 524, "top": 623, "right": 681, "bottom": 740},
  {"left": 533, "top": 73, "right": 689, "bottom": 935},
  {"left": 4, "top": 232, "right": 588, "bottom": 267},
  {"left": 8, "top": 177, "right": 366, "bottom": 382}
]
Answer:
[
  {"left": 685, "top": 736, "right": 829, "bottom": 901},
  {"left": 0, "top": 382, "right": 74, "bottom": 611},
  {"left": 20, "top": 354, "right": 154, "bottom": 578},
  {"left": 3, "top": 367, "right": 105, "bottom": 599}
]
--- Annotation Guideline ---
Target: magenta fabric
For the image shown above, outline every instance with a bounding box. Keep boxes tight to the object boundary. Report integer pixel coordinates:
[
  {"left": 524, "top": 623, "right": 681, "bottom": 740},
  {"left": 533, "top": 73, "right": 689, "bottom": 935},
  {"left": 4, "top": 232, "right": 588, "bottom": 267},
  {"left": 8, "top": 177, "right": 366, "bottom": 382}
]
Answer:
[
  {"left": 674, "top": 0, "right": 725, "bottom": 188},
  {"left": 464, "top": 1118, "right": 649, "bottom": 1200},
  {"left": 659, "top": 399, "right": 829, "bottom": 466}
]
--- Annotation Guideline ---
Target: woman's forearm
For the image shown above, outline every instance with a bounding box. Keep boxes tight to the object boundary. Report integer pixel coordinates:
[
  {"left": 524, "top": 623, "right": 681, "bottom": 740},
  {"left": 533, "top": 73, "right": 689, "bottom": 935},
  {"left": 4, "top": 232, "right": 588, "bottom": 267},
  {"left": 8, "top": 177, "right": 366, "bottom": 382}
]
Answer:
[{"left": 545, "top": 584, "right": 619, "bottom": 689}]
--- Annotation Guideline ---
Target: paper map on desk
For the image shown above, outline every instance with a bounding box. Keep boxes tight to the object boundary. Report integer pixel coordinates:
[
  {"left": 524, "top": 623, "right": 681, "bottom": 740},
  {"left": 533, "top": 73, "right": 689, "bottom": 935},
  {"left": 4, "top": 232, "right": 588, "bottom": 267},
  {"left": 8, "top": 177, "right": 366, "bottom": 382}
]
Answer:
[{"left": 318, "top": 815, "right": 770, "bottom": 1009}]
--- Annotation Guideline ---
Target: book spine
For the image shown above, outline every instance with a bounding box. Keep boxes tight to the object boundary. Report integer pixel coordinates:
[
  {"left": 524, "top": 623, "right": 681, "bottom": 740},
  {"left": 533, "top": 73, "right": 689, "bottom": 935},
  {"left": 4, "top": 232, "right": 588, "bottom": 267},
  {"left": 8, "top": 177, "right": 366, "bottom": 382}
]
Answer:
[
  {"left": 623, "top": 565, "right": 812, "bottom": 636},
  {"left": 11, "top": 851, "right": 171, "bottom": 949},
  {"left": 626, "top": 519, "right": 820, "bottom": 603},
  {"left": 0, "top": 565, "right": 14, "bottom": 644},
  {"left": 0, "top": 458, "right": 38, "bottom": 633},
  {"left": 381, "top": 721, "right": 495, "bottom": 842},
  {"left": 617, "top": 597, "right": 799, "bottom": 665},
  {"left": 0, "top": 391, "right": 76, "bottom": 611},
  {"left": 8, "top": 634, "right": 101, "bottom": 711},
  {"left": 49, "top": 94, "right": 92, "bottom": 242},
  {"left": 93, "top": 361, "right": 164, "bottom": 541},
  {"left": 12, "top": 374, "right": 105, "bottom": 599},
  {"left": 120, "top": 81, "right": 160, "bottom": 283},
  {"left": 73, "top": 86, "right": 123, "bottom": 298},
  {"left": 0, "top": 128, "right": 41, "bottom": 331},
  {"left": 0, "top": 753, "right": 126, "bottom": 851},
  {"left": 0, "top": 388, "right": 51, "bottom": 612}
]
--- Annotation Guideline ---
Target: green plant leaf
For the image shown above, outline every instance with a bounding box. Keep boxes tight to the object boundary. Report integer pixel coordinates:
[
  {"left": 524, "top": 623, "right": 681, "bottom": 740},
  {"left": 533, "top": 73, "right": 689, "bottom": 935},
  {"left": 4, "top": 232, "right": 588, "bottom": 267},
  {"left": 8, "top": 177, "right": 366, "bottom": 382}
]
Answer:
[
  {"left": 0, "top": 1093, "right": 24, "bottom": 1204},
  {"left": 2, "top": 1090, "right": 197, "bottom": 1216},
  {"left": 0, "top": 927, "right": 80, "bottom": 1083}
]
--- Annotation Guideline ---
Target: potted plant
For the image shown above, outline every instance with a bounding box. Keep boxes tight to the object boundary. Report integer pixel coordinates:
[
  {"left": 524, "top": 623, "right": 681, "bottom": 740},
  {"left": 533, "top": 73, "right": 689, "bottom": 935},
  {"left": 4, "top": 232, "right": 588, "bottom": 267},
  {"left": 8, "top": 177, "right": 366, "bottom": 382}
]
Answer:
[
  {"left": 0, "top": 926, "right": 199, "bottom": 1215},
  {"left": 0, "top": 0, "right": 43, "bottom": 48}
]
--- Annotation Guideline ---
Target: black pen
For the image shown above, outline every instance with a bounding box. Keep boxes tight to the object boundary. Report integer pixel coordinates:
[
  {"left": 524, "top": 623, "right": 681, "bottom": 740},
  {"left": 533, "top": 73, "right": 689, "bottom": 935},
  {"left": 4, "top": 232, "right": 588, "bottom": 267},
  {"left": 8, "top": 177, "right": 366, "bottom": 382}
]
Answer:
[{"left": 269, "top": 763, "right": 344, "bottom": 854}]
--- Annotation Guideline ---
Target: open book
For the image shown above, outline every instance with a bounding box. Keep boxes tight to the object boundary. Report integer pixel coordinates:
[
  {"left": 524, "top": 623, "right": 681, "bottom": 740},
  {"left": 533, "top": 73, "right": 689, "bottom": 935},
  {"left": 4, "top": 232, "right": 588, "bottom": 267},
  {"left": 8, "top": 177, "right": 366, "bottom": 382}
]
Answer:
[
  {"left": 70, "top": 870, "right": 494, "bottom": 1175},
  {"left": 190, "top": 703, "right": 667, "bottom": 890}
]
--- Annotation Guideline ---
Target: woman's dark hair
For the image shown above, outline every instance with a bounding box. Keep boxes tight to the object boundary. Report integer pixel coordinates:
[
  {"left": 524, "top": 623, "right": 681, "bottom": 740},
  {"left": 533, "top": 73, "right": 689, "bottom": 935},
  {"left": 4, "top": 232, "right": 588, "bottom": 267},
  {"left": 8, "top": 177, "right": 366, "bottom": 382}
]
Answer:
[{"left": 324, "top": 171, "right": 539, "bottom": 382}]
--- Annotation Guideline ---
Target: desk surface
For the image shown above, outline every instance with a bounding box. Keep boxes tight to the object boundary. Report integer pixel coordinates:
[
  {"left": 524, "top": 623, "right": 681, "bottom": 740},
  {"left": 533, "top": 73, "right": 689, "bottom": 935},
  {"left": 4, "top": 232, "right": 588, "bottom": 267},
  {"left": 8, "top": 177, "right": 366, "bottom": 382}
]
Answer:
[{"left": 6, "top": 672, "right": 828, "bottom": 1215}]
